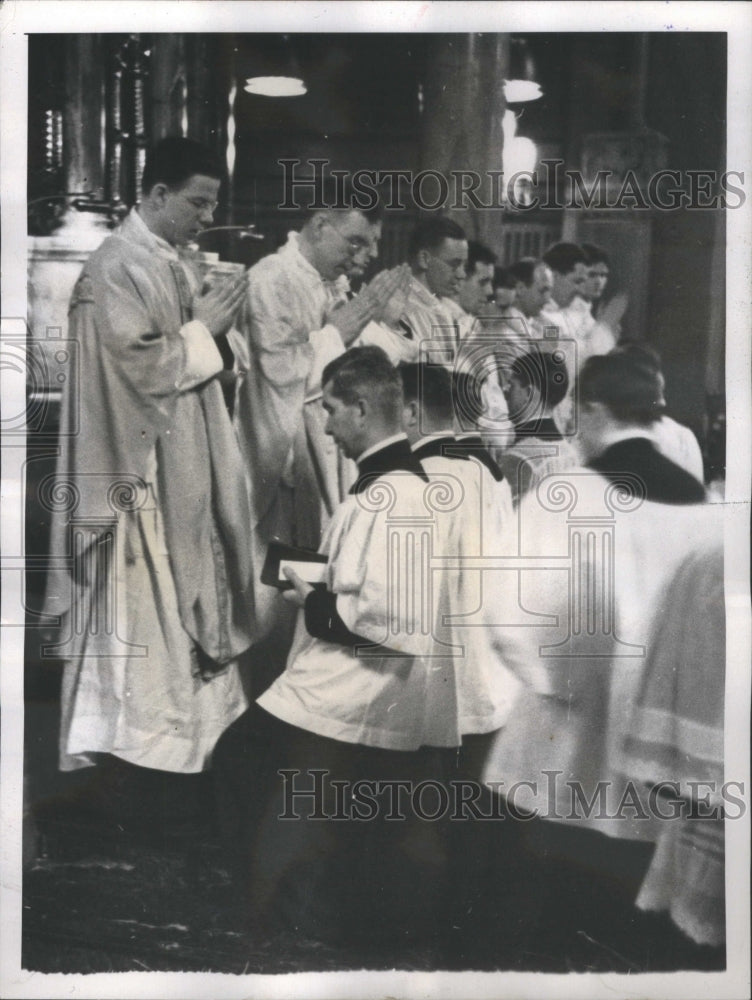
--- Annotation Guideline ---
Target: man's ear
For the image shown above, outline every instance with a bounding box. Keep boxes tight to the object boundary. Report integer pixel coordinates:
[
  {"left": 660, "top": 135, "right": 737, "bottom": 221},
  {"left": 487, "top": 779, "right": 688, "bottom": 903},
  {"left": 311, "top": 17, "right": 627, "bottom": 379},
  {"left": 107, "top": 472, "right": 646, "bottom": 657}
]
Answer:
[
  {"left": 401, "top": 401, "right": 418, "bottom": 430},
  {"left": 145, "top": 182, "right": 170, "bottom": 207},
  {"left": 309, "top": 212, "right": 329, "bottom": 241},
  {"left": 415, "top": 249, "right": 430, "bottom": 273}
]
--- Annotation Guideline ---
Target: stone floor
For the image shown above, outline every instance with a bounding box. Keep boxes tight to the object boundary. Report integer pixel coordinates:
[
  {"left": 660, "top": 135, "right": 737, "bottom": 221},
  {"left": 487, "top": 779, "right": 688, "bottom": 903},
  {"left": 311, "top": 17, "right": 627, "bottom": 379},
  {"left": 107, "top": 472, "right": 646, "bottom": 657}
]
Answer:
[{"left": 22, "top": 788, "right": 727, "bottom": 976}]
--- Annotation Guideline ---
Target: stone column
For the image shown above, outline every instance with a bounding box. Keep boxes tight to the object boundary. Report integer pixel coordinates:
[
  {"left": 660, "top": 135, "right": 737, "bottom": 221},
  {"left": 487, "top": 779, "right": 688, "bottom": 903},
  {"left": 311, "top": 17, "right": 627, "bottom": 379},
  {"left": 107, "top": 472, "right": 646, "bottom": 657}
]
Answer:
[
  {"left": 419, "top": 34, "right": 509, "bottom": 253},
  {"left": 149, "top": 35, "right": 189, "bottom": 141},
  {"left": 63, "top": 36, "right": 106, "bottom": 199}
]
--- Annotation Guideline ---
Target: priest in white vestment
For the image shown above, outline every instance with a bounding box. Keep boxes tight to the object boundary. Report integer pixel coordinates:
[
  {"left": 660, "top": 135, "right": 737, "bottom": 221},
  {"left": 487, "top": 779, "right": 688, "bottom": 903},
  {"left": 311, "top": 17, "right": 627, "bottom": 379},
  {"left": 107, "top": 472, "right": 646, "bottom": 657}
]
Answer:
[
  {"left": 44, "top": 138, "right": 253, "bottom": 774},
  {"left": 234, "top": 199, "right": 413, "bottom": 645}
]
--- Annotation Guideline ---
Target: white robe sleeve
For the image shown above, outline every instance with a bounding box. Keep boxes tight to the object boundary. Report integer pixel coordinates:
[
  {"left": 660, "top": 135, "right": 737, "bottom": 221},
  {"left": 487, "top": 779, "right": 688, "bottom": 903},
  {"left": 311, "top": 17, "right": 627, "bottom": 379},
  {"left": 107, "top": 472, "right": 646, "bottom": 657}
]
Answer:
[
  {"left": 306, "top": 323, "right": 346, "bottom": 397},
  {"left": 329, "top": 477, "right": 435, "bottom": 655},
  {"left": 176, "top": 320, "right": 223, "bottom": 390},
  {"left": 353, "top": 320, "right": 420, "bottom": 364}
]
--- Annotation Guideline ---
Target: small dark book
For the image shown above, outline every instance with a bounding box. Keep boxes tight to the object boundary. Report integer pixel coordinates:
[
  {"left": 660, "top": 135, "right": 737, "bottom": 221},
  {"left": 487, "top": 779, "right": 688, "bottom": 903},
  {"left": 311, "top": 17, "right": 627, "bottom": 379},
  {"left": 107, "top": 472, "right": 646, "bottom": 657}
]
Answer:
[{"left": 261, "top": 540, "right": 328, "bottom": 590}]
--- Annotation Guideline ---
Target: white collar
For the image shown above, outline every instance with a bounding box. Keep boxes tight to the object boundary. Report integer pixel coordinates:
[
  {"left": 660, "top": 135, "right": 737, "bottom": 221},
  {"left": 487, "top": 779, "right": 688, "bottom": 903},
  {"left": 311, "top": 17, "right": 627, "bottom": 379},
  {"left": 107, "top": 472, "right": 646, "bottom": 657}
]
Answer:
[
  {"left": 411, "top": 434, "right": 453, "bottom": 452},
  {"left": 594, "top": 426, "right": 656, "bottom": 452},
  {"left": 281, "top": 230, "right": 349, "bottom": 295},
  {"left": 132, "top": 207, "right": 180, "bottom": 258},
  {"left": 357, "top": 433, "right": 408, "bottom": 464}
]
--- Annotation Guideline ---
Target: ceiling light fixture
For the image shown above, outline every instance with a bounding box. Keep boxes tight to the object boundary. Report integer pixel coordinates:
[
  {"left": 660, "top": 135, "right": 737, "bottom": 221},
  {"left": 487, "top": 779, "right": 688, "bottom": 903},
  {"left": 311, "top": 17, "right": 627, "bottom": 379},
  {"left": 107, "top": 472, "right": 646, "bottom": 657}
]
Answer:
[
  {"left": 504, "top": 37, "right": 543, "bottom": 104},
  {"left": 503, "top": 79, "right": 543, "bottom": 103},
  {"left": 244, "top": 75, "right": 307, "bottom": 98}
]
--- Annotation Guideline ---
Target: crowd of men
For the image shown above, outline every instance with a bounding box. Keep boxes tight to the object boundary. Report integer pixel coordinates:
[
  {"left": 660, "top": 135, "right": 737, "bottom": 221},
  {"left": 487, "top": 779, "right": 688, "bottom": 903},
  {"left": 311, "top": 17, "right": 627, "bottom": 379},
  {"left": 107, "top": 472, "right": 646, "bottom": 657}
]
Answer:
[{"left": 42, "top": 137, "right": 723, "bottom": 961}]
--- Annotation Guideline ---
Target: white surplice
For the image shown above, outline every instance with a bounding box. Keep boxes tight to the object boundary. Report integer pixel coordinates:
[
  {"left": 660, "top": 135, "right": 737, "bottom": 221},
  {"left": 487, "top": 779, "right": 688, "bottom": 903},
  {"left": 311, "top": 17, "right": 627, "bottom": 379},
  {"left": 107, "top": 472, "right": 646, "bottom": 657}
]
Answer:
[
  {"left": 258, "top": 463, "right": 464, "bottom": 750},
  {"left": 413, "top": 441, "right": 521, "bottom": 735}
]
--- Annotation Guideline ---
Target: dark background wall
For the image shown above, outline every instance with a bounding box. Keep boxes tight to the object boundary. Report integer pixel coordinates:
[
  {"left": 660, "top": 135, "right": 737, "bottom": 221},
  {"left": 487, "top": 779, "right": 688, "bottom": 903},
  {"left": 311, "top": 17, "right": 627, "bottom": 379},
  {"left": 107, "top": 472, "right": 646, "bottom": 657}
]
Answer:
[{"left": 643, "top": 33, "right": 726, "bottom": 435}]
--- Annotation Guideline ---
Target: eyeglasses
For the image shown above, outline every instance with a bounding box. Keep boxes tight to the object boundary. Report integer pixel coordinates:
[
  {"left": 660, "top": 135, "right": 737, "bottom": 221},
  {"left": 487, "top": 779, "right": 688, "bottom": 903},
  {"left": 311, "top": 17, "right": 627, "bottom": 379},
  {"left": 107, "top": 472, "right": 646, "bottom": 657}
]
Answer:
[
  {"left": 325, "top": 220, "right": 371, "bottom": 255},
  {"left": 183, "top": 195, "right": 219, "bottom": 213}
]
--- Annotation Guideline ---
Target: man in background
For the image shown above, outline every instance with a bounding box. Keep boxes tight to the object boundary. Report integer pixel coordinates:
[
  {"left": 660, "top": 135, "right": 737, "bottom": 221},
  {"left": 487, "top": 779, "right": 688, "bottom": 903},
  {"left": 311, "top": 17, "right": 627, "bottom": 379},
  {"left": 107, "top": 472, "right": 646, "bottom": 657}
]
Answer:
[
  {"left": 541, "top": 242, "right": 619, "bottom": 431},
  {"left": 466, "top": 257, "right": 555, "bottom": 450},
  {"left": 572, "top": 242, "right": 628, "bottom": 345},
  {"left": 457, "top": 240, "right": 497, "bottom": 320},
  {"left": 393, "top": 217, "right": 469, "bottom": 359},
  {"left": 493, "top": 265, "right": 518, "bottom": 314},
  {"left": 502, "top": 257, "right": 555, "bottom": 341},
  {"left": 498, "top": 347, "right": 579, "bottom": 503}
]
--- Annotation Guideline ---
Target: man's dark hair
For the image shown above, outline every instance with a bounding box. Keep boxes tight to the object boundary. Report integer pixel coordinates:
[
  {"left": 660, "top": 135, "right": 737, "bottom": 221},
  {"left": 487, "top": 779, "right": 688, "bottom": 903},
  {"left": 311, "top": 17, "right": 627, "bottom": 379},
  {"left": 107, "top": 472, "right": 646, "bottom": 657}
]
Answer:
[
  {"left": 300, "top": 175, "right": 383, "bottom": 222},
  {"left": 510, "top": 348, "right": 569, "bottom": 410},
  {"left": 581, "top": 243, "right": 610, "bottom": 268},
  {"left": 141, "top": 137, "right": 223, "bottom": 194},
  {"left": 610, "top": 340, "right": 662, "bottom": 371},
  {"left": 578, "top": 352, "right": 666, "bottom": 426},
  {"left": 323, "top": 346, "right": 403, "bottom": 421},
  {"left": 467, "top": 240, "right": 497, "bottom": 273},
  {"left": 451, "top": 370, "right": 486, "bottom": 427},
  {"left": 408, "top": 217, "right": 467, "bottom": 260},
  {"left": 398, "top": 363, "right": 454, "bottom": 426},
  {"left": 543, "top": 242, "right": 587, "bottom": 276},
  {"left": 507, "top": 257, "right": 543, "bottom": 287},
  {"left": 493, "top": 265, "right": 517, "bottom": 291}
]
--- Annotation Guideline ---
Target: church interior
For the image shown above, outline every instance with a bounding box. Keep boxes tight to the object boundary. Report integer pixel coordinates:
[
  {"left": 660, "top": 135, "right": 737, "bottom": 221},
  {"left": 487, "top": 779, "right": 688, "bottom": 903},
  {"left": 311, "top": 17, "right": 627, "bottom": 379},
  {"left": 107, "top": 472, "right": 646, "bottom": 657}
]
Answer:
[{"left": 20, "top": 29, "right": 729, "bottom": 975}]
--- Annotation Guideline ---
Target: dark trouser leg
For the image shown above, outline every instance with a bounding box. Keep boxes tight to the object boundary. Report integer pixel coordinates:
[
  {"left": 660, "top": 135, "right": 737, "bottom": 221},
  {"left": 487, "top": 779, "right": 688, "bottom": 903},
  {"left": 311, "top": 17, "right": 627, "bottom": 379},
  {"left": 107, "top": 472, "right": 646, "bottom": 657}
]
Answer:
[
  {"left": 247, "top": 730, "right": 455, "bottom": 946},
  {"left": 443, "top": 736, "right": 523, "bottom": 963},
  {"left": 212, "top": 705, "right": 286, "bottom": 882}
]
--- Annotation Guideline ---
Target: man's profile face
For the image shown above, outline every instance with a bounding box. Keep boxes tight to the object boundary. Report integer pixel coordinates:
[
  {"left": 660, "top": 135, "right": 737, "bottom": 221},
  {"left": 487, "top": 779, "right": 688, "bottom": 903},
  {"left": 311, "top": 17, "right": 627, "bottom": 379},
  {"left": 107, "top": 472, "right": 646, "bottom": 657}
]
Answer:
[
  {"left": 322, "top": 382, "right": 363, "bottom": 459},
  {"left": 494, "top": 284, "right": 517, "bottom": 310},
  {"left": 423, "top": 237, "right": 469, "bottom": 299},
  {"left": 516, "top": 264, "right": 553, "bottom": 318},
  {"left": 345, "top": 220, "right": 382, "bottom": 280},
  {"left": 502, "top": 371, "right": 534, "bottom": 426},
  {"left": 158, "top": 174, "right": 220, "bottom": 247},
  {"left": 458, "top": 261, "right": 494, "bottom": 315},
  {"left": 552, "top": 261, "right": 588, "bottom": 307},
  {"left": 576, "top": 400, "right": 607, "bottom": 460},
  {"left": 315, "top": 210, "right": 381, "bottom": 281},
  {"left": 583, "top": 262, "right": 609, "bottom": 302}
]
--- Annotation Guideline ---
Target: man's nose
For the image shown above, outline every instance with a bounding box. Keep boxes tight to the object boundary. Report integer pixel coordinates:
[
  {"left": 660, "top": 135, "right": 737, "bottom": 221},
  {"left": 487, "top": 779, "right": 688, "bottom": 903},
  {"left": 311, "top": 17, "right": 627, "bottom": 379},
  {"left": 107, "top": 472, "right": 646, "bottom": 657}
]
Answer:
[
  {"left": 353, "top": 248, "right": 371, "bottom": 270},
  {"left": 199, "top": 206, "right": 215, "bottom": 227}
]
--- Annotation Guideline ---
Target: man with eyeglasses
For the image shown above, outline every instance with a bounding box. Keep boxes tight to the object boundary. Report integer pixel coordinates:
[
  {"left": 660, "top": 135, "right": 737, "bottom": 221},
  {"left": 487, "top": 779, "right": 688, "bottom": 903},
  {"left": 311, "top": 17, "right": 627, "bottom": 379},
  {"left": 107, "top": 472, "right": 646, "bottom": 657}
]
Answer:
[
  {"left": 235, "top": 181, "right": 412, "bottom": 673},
  {"left": 45, "top": 138, "right": 254, "bottom": 826},
  {"left": 392, "top": 217, "right": 469, "bottom": 363}
]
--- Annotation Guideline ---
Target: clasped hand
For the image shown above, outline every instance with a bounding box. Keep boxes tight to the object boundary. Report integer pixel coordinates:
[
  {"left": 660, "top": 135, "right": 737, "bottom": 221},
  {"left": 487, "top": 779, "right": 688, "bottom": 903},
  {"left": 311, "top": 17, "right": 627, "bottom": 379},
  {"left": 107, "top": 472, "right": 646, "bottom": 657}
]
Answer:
[
  {"left": 193, "top": 271, "right": 248, "bottom": 338},
  {"left": 328, "top": 264, "right": 412, "bottom": 344}
]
